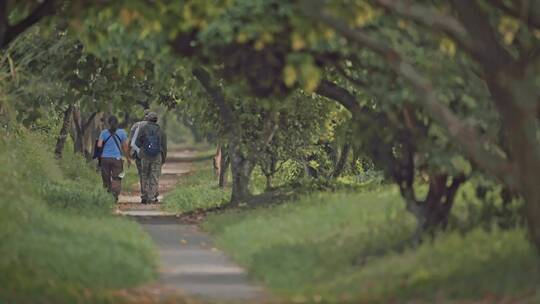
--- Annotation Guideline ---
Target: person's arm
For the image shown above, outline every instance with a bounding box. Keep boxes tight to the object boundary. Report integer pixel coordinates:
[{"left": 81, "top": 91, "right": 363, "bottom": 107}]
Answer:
[
  {"left": 121, "top": 131, "right": 132, "bottom": 164},
  {"left": 123, "top": 141, "right": 131, "bottom": 164},
  {"left": 130, "top": 124, "right": 141, "bottom": 154},
  {"left": 135, "top": 127, "right": 145, "bottom": 148},
  {"left": 130, "top": 123, "right": 139, "bottom": 138},
  {"left": 97, "top": 131, "right": 105, "bottom": 148}
]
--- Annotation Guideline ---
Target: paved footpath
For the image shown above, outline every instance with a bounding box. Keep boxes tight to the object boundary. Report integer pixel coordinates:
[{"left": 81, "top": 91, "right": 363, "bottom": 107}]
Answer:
[{"left": 117, "top": 149, "right": 268, "bottom": 302}]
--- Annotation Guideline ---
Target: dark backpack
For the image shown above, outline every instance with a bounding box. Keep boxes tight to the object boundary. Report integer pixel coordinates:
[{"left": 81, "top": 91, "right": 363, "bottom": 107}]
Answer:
[{"left": 143, "top": 126, "right": 161, "bottom": 157}]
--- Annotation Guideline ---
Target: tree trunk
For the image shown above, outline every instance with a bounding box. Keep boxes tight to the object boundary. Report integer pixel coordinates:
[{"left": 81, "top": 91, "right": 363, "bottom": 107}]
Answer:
[
  {"left": 331, "top": 143, "right": 351, "bottom": 178},
  {"left": 216, "top": 143, "right": 230, "bottom": 188},
  {"left": 400, "top": 173, "right": 466, "bottom": 244},
  {"left": 496, "top": 80, "right": 540, "bottom": 252},
  {"left": 304, "top": 154, "right": 319, "bottom": 178},
  {"left": 214, "top": 143, "right": 221, "bottom": 176},
  {"left": 229, "top": 140, "right": 253, "bottom": 205},
  {"left": 259, "top": 149, "right": 278, "bottom": 190},
  {"left": 265, "top": 175, "right": 273, "bottom": 191},
  {"left": 54, "top": 105, "right": 74, "bottom": 159},
  {"left": 422, "top": 174, "right": 464, "bottom": 231},
  {"left": 72, "top": 105, "right": 84, "bottom": 154}
]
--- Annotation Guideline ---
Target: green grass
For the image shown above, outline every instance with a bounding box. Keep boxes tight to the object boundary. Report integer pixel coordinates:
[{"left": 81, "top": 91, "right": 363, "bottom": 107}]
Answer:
[
  {"left": 204, "top": 187, "right": 540, "bottom": 303},
  {"left": 0, "top": 129, "right": 157, "bottom": 303},
  {"left": 121, "top": 162, "right": 141, "bottom": 194},
  {"left": 162, "top": 161, "right": 230, "bottom": 213}
]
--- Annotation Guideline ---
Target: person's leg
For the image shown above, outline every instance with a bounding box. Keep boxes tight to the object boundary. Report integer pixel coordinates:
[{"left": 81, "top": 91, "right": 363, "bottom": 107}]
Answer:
[
  {"left": 100, "top": 158, "right": 112, "bottom": 192},
  {"left": 140, "top": 158, "right": 151, "bottom": 203},
  {"left": 148, "top": 157, "right": 162, "bottom": 202},
  {"left": 135, "top": 156, "right": 147, "bottom": 202},
  {"left": 110, "top": 159, "right": 123, "bottom": 201}
]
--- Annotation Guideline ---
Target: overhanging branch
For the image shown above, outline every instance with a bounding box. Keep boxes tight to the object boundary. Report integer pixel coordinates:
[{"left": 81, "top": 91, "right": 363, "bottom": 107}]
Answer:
[
  {"left": 303, "top": 2, "right": 518, "bottom": 190},
  {"left": 192, "top": 67, "right": 238, "bottom": 134},
  {"left": 82, "top": 111, "right": 98, "bottom": 132},
  {"left": 450, "top": 0, "right": 515, "bottom": 69},
  {"left": 1, "top": 0, "right": 56, "bottom": 49},
  {"left": 490, "top": 0, "right": 540, "bottom": 30},
  {"left": 316, "top": 79, "right": 363, "bottom": 115},
  {"left": 373, "top": 0, "right": 476, "bottom": 55}
]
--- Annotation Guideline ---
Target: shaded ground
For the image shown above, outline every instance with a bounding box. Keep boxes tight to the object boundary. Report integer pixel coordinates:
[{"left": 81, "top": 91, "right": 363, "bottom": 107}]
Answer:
[{"left": 117, "top": 149, "right": 268, "bottom": 302}]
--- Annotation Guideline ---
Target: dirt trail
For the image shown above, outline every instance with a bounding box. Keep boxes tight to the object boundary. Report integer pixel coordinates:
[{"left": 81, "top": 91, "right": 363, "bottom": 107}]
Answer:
[{"left": 117, "top": 148, "right": 268, "bottom": 302}]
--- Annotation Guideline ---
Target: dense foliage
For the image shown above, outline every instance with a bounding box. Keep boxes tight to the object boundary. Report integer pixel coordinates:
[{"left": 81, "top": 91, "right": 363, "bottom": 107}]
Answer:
[
  {"left": 2, "top": 0, "right": 538, "bottom": 241},
  {"left": 1, "top": 0, "right": 539, "bottom": 301}
]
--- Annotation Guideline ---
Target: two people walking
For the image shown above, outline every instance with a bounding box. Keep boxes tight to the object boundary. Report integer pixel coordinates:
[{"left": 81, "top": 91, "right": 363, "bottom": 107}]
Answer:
[{"left": 97, "top": 111, "right": 167, "bottom": 204}]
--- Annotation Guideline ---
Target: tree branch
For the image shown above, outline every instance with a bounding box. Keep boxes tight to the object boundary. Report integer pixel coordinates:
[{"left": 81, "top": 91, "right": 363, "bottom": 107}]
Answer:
[
  {"left": 72, "top": 105, "right": 83, "bottom": 136},
  {"left": 192, "top": 66, "right": 237, "bottom": 134},
  {"left": 82, "top": 111, "right": 98, "bottom": 133},
  {"left": 334, "top": 63, "right": 368, "bottom": 88},
  {"left": 1, "top": 0, "right": 56, "bottom": 49},
  {"left": 450, "top": 0, "right": 515, "bottom": 70},
  {"left": 247, "top": 112, "right": 279, "bottom": 163},
  {"left": 261, "top": 115, "right": 279, "bottom": 148},
  {"left": 136, "top": 100, "right": 150, "bottom": 109},
  {"left": 490, "top": 0, "right": 540, "bottom": 30},
  {"left": 316, "top": 79, "right": 363, "bottom": 115},
  {"left": 303, "top": 3, "right": 518, "bottom": 190},
  {"left": 445, "top": 174, "right": 467, "bottom": 207},
  {"left": 0, "top": 0, "right": 7, "bottom": 46},
  {"left": 373, "top": 0, "right": 476, "bottom": 55}
]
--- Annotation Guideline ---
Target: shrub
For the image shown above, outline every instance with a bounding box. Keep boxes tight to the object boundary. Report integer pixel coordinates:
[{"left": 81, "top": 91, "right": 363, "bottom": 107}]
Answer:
[{"left": 0, "top": 128, "right": 157, "bottom": 303}]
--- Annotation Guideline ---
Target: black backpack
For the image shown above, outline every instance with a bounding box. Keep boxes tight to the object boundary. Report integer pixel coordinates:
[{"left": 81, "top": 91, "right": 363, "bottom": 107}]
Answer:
[{"left": 143, "top": 126, "right": 161, "bottom": 157}]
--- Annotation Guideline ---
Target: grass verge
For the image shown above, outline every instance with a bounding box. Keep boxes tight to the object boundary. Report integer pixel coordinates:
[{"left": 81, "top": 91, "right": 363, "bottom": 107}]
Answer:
[
  {"left": 203, "top": 187, "right": 540, "bottom": 303},
  {"left": 0, "top": 129, "right": 157, "bottom": 303},
  {"left": 162, "top": 161, "right": 230, "bottom": 213}
]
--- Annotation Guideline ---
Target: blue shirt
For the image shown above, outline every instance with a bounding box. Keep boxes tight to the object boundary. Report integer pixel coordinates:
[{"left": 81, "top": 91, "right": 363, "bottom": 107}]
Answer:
[{"left": 99, "top": 129, "right": 128, "bottom": 159}]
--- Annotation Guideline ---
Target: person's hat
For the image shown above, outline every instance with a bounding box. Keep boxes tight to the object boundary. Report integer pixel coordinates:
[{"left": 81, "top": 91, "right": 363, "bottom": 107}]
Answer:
[{"left": 146, "top": 111, "right": 158, "bottom": 122}]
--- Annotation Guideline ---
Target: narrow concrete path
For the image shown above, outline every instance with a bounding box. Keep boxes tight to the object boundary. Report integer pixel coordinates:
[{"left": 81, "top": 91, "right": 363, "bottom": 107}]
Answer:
[{"left": 118, "top": 149, "right": 268, "bottom": 302}]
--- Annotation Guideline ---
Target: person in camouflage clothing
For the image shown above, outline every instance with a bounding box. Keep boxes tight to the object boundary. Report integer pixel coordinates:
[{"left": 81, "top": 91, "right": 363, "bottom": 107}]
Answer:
[
  {"left": 128, "top": 109, "right": 149, "bottom": 203},
  {"left": 135, "top": 112, "right": 167, "bottom": 204}
]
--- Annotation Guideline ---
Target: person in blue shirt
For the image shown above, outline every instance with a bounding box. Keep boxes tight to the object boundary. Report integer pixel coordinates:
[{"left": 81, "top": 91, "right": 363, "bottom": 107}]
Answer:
[{"left": 97, "top": 115, "right": 131, "bottom": 201}]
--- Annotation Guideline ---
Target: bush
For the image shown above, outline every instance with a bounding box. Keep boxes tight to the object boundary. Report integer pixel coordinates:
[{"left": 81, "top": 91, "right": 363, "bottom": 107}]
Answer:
[
  {"left": 451, "top": 177, "right": 524, "bottom": 232},
  {"left": 39, "top": 180, "right": 114, "bottom": 215},
  {"left": 0, "top": 128, "right": 157, "bottom": 303}
]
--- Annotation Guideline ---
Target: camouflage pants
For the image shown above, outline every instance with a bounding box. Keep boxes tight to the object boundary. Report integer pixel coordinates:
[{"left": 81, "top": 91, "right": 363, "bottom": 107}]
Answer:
[
  {"left": 135, "top": 156, "right": 147, "bottom": 200},
  {"left": 141, "top": 156, "right": 162, "bottom": 202}
]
